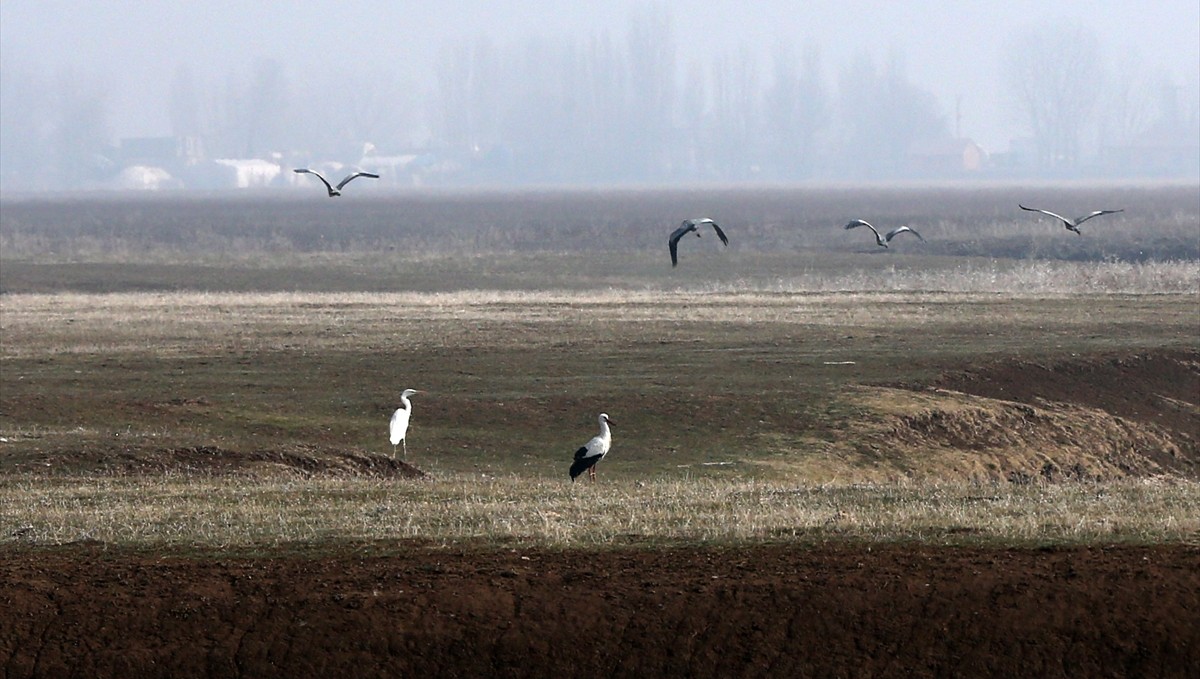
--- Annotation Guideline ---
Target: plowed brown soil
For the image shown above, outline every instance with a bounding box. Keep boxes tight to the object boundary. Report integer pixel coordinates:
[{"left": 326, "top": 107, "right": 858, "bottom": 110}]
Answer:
[{"left": 3, "top": 543, "right": 1198, "bottom": 678}]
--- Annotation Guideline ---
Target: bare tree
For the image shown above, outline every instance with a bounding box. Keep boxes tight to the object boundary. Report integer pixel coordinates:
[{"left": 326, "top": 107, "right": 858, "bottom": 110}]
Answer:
[
  {"left": 764, "top": 42, "right": 826, "bottom": 178},
  {"left": 205, "top": 59, "right": 289, "bottom": 158},
  {"left": 676, "top": 60, "right": 708, "bottom": 177},
  {"left": 434, "top": 37, "right": 502, "bottom": 153},
  {"left": 834, "top": 50, "right": 946, "bottom": 178},
  {"left": 52, "top": 68, "right": 111, "bottom": 188},
  {"left": 168, "top": 63, "right": 202, "bottom": 139},
  {"left": 1098, "top": 51, "right": 1156, "bottom": 150},
  {"left": 578, "top": 32, "right": 630, "bottom": 180},
  {"left": 709, "top": 46, "right": 761, "bottom": 179},
  {"left": 1004, "top": 22, "right": 1103, "bottom": 170},
  {"left": 624, "top": 5, "right": 676, "bottom": 178},
  {"left": 242, "top": 58, "right": 289, "bottom": 157},
  {"left": 0, "top": 64, "right": 52, "bottom": 189}
]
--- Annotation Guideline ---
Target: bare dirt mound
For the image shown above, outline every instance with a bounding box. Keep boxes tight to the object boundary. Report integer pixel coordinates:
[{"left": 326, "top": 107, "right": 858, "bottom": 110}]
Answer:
[
  {"left": 841, "top": 349, "right": 1199, "bottom": 482},
  {"left": 2, "top": 544, "right": 1196, "bottom": 678},
  {"left": 933, "top": 349, "right": 1199, "bottom": 475},
  {"left": 932, "top": 349, "right": 1199, "bottom": 448},
  {"left": 853, "top": 386, "right": 1192, "bottom": 482}
]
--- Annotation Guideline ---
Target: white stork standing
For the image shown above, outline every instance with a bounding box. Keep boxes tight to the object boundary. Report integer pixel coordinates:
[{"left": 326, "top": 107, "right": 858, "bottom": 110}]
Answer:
[
  {"left": 294, "top": 168, "right": 380, "bottom": 197},
  {"left": 569, "top": 413, "right": 614, "bottom": 482},
  {"left": 1018, "top": 205, "right": 1124, "bottom": 235},
  {"left": 389, "top": 389, "right": 421, "bottom": 457},
  {"left": 669, "top": 218, "right": 729, "bottom": 267},
  {"left": 844, "top": 219, "right": 925, "bottom": 248}
]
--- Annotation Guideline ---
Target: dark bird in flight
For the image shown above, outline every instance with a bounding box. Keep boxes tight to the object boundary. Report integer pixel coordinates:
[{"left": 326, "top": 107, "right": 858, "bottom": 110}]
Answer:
[
  {"left": 1018, "top": 205, "right": 1124, "bottom": 235},
  {"left": 294, "top": 168, "right": 380, "bottom": 197},
  {"left": 669, "top": 218, "right": 729, "bottom": 267},
  {"left": 844, "top": 219, "right": 924, "bottom": 248}
]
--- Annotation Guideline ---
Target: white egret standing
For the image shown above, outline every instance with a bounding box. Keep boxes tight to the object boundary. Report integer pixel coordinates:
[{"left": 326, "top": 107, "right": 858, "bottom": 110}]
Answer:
[
  {"left": 569, "top": 413, "right": 614, "bottom": 482},
  {"left": 1018, "top": 205, "right": 1124, "bottom": 235},
  {"left": 294, "top": 168, "right": 380, "bottom": 197},
  {"left": 389, "top": 389, "right": 421, "bottom": 457},
  {"left": 669, "top": 218, "right": 729, "bottom": 267},
  {"left": 843, "top": 219, "right": 924, "bottom": 248}
]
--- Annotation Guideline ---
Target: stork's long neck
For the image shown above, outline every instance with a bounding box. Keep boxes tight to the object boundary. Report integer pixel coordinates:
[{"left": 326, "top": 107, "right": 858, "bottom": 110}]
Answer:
[{"left": 598, "top": 418, "right": 611, "bottom": 440}]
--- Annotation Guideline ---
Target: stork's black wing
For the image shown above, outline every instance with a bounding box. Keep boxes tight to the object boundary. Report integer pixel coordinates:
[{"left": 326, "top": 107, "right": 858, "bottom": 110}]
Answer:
[{"left": 569, "top": 450, "right": 603, "bottom": 480}]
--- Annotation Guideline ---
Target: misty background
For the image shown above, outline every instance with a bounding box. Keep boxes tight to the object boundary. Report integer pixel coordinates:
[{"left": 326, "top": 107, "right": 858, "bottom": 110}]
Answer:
[{"left": 1, "top": 0, "right": 1197, "bottom": 191}]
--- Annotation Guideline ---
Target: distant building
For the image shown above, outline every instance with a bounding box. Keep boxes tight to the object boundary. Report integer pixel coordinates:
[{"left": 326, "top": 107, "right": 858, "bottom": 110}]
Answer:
[
  {"left": 111, "top": 165, "right": 179, "bottom": 190},
  {"left": 212, "top": 158, "right": 283, "bottom": 188},
  {"left": 357, "top": 147, "right": 439, "bottom": 186}
]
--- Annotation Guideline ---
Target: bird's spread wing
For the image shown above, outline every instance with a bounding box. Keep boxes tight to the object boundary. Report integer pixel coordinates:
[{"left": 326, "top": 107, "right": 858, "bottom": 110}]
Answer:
[
  {"left": 1019, "top": 205, "right": 1071, "bottom": 224},
  {"left": 295, "top": 168, "right": 334, "bottom": 193},
  {"left": 845, "top": 219, "right": 881, "bottom": 238},
  {"left": 886, "top": 226, "right": 924, "bottom": 242},
  {"left": 336, "top": 172, "right": 381, "bottom": 190},
  {"left": 668, "top": 224, "right": 692, "bottom": 267},
  {"left": 1073, "top": 209, "right": 1124, "bottom": 225},
  {"left": 708, "top": 221, "right": 729, "bottom": 246}
]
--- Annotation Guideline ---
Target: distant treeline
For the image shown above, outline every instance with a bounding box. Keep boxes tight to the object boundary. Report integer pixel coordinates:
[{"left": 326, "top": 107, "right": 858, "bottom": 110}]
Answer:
[{"left": 1, "top": 10, "right": 1196, "bottom": 190}]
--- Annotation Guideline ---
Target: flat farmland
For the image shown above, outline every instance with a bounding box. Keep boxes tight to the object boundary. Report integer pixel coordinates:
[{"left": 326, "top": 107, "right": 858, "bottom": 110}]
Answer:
[{"left": 2, "top": 184, "right": 1198, "bottom": 677}]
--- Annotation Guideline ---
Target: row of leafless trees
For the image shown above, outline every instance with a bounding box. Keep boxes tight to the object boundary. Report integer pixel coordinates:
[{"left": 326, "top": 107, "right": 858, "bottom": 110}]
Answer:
[{"left": 0, "top": 12, "right": 1194, "bottom": 189}]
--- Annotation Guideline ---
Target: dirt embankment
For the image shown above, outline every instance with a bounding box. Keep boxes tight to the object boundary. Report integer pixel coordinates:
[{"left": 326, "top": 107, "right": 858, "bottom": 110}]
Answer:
[
  {"left": 3, "top": 544, "right": 1198, "bottom": 679},
  {"left": 853, "top": 349, "right": 1200, "bottom": 482}
]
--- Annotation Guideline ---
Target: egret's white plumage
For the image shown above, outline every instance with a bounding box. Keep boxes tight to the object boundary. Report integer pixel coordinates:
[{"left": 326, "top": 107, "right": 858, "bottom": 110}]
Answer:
[
  {"left": 569, "top": 413, "right": 614, "bottom": 482},
  {"left": 389, "top": 389, "right": 420, "bottom": 457},
  {"left": 844, "top": 219, "right": 924, "bottom": 248},
  {"left": 1019, "top": 205, "right": 1124, "bottom": 235},
  {"left": 294, "top": 168, "right": 380, "bottom": 197},
  {"left": 669, "top": 218, "right": 729, "bottom": 267}
]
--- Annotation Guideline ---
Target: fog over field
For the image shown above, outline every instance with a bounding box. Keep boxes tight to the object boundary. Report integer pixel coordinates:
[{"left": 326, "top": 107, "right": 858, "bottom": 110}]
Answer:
[{"left": 2, "top": 1, "right": 1198, "bottom": 189}]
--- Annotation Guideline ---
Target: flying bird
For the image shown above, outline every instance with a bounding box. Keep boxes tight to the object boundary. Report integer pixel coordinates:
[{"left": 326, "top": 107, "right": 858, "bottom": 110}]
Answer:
[
  {"left": 1018, "top": 205, "right": 1124, "bottom": 235},
  {"left": 389, "top": 389, "right": 421, "bottom": 457},
  {"left": 569, "top": 413, "right": 614, "bottom": 482},
  {"left": 844, "top": 219, "right": 924, "bottom": 248},
  {"left": 294, "top": 168, "right": 380, "bottom": 196},
  {"left": 669, "top": 218, "right": 729, "bottom": 267}
]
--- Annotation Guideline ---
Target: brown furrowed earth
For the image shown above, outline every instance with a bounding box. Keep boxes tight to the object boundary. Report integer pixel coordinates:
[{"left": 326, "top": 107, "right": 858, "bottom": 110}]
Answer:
[{"left": 3, "top": 543, "right": 1198, "bottom": 679}]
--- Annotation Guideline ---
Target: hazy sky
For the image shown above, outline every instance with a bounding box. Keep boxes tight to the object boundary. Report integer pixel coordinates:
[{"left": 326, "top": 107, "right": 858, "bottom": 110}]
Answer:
[{"left": 2, "top": 0, "right": 1198, "bottom": 151}]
